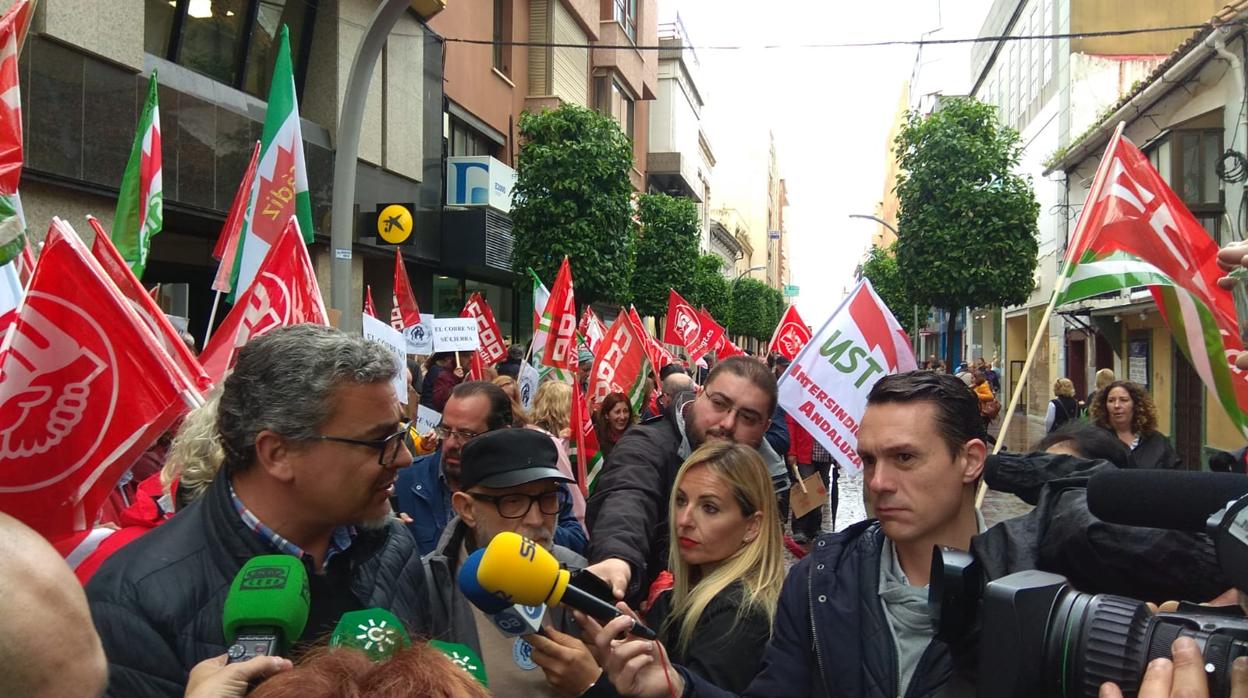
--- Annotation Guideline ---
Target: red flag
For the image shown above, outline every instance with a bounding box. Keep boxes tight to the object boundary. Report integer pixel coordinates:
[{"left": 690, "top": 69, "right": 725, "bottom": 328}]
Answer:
[
  {"left": 540, "top": 257, "right": 577, "bottom": 372},
  {"left": 461, "top": 292, "right": 507, "bottom": 365},
  {"left": 688, "top": 307, "right": 726, "bottom": 363},
  {"left": 0, "top": 0, "right": 30, "bottom": 196},
  {"left": 578, "top": 306, "right": 607, "bottom": 355},
  {"left": 628, "top": 305, "right": 675, "bottom": 372},
  {"left": 391, "top": 248, "right": 421, "bottom": 330},
  {"left": 570, "top": 379, "right": 601, "bottom": 497},
  {"left": 0, "top": 218, "right": 189, "bottom": 539},
  {"left": 588, "top": 314, "right": 653, "bottom": 412},
  {"left": 715, "top": 335, "right": 746, "bottom": 359},
  {"left": 662, "top": 289, "right": 704, "bottom": 349},
  {"left": 468, "top": 350, "right": 486, "bottom": 381},
  {"left": 15, "top": 237, "right": 33, "bottom": 284},
  {"left": 364, "top": 285, "right": 378, "bottom": 319},
  {"left": 87, "top": 216, "right": 211, "bottom": 394},
  {"left": 212, "top": 141, "right": 261, "bottom": 294},
  {"left": 768, "top": 305, "right": 812, "bottom": 360},
  {"left": 199, "top": 218, "right": 329, "bottom": 385}
]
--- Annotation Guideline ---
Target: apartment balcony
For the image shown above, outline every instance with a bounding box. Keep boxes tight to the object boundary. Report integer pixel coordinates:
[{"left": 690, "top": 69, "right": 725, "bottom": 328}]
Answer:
[
  {"left": 646, "top": 151, "right": 702, "bottom": 201},
  {"left": 593, "top": 20, "right": 656, "bottom": 99}
]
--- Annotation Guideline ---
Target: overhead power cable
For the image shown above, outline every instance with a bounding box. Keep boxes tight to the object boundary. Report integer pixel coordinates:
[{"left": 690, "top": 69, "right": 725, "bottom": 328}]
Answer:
[{"left": 443, "top": 19, "right": 1246, "bottom": 52}]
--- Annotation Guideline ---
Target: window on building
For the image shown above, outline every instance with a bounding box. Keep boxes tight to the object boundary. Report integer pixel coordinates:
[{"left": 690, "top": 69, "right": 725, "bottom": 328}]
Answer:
[
  {"left": 1041, "top": 0, "right": 1053, "bottom": 87},
  {"left": 594, "top": 75, "right": 635, "bottom": 139},
  {"left": 603, "top": 0, "right": 638, "bottom": 42},
  {"left": 1028, "top": 7, "right": 1040, "bottom": 106},
  {"left": 493, "top": 0, "right": 511, "bottom": 76},
  {"left": 146, "top": 0, "right": 318, "bottom": 100},
  {"left": 1162, "top": 119, "right": 1225, "bottom": 243},
  {"left": 449, "top": 117, "right": 495, "bottom": 157}
]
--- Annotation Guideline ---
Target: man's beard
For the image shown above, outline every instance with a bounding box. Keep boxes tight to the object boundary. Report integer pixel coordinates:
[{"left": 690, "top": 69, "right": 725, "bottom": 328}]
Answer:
[{"left": 360, "top": 513, "right": 395, "bottom": 531}]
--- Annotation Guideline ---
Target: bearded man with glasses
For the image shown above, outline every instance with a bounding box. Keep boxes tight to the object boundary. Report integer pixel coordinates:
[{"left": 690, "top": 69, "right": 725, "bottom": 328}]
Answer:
[
  {"left": 86, "top": 324, "right": 433, "bottom": 698},
  {"left": 585, "top": 356, "right": 786, "bottom": 607},
  {"left": 420, "top": 428, "right": 600, "bottom": 697},
  {"left": 395, "top": 381, "right": 587, "bottom": 557}
]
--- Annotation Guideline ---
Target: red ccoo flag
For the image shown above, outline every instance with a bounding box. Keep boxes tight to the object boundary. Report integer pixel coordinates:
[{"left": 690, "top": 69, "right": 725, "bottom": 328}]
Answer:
[
  {"left": 461, "top": 292, "right": 507, "bottom": 365},
  {"left": 0, "top": 218, "right": 193, "bottom": 540},
  {"left": 364, "top": 285, "right": 378, "bottom": 319},
  {"left": 768, "top": 305, "right": 812, "bottom": 360},
  {"left": 662, "top": 289, "right": 703, "bottom": 350},
  {"left": 199, "top": 217, "right": 329, "bottom": 385},
  {"left": 540, "top": 257, "right": 577, "bottom": 372}
]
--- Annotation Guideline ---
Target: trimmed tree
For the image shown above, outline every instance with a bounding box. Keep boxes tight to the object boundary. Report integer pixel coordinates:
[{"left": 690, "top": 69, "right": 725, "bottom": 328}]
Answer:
[
  {"left": 687, "top": 254, "right": 732, "bottom": 327},
  {"left": 511, "top": 104, "right": 636, "bottom": 308},
  {"left": 631, "top": 193, "right": 700, "bottom": 319},
  {"left": 894, "top": 97, "right": 1039, "bottom": 368},
  {"left": 731, "top": 277, "right": 774, "bottom": 341},
  {"left": 860, "top": 243, "right": 917, "bottom": 335}
]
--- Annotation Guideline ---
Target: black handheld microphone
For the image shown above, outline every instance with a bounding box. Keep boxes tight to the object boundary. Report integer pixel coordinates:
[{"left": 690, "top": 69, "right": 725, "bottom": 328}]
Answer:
[{"left": 1087, "top": 469, "right": 1248, "bottom": 532}]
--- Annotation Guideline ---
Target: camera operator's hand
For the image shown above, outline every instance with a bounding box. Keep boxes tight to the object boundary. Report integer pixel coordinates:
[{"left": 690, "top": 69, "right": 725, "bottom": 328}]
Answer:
[
  {"left": 1098, "top": 637, "right": 1248, "bottom": 698},
  {"left": 184, "top": 654, "right": 291, "bottom": 698}
]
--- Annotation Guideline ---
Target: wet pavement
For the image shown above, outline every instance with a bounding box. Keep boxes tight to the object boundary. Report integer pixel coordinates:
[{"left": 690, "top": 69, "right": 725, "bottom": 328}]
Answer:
[{"left": 805, "top": 412, "right": 1045, "bottom": 544}]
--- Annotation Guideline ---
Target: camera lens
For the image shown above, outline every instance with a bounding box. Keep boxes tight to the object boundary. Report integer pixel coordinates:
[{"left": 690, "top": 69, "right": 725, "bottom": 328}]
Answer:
[{"left": 1050, "top": 591, "right": 1248, "bottom": 698}]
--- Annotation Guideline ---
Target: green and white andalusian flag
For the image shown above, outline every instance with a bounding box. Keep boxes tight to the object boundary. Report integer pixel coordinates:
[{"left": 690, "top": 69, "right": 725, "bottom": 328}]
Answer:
[
  {"left": 112, "top": 72, "right": 162, "bottom": 278},
  {"left": 229, "top": 25, "right": 314, "bottom": 301}
]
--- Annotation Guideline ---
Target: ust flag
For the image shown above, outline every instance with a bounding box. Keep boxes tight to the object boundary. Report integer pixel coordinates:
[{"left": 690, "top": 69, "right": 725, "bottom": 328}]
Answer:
[{"left": 777, "top": 279, "right": 916, "bottom": 473}]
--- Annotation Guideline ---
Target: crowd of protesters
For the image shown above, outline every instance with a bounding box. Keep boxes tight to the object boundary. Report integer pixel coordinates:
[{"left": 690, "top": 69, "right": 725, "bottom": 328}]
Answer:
[{"left": 10, "top": 274, "right": 1248, "bottom": 697}]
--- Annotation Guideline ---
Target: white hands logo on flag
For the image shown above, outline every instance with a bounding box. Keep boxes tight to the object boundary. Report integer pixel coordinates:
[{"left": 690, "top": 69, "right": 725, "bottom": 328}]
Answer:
[{"left": 0, "top": 294, "right": 108, "bottom": 479}]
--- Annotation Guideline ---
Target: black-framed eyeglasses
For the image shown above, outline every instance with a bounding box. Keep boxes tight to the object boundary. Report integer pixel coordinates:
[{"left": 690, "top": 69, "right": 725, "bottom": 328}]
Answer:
[
  {"left": 468, "top": 489, "right": 565, "bottom": 519},
  {"left": 313, "top": 422, "right": 412, "bottom": 467},
  {"left": 434, "top": 425, "right": 484, "bottom": 442}
]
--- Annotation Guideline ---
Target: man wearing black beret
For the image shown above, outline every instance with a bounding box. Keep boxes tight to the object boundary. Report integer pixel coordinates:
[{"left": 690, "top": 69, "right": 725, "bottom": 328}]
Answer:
[{"left": 420, "top": 428, "right": 601, "bottom": 696}]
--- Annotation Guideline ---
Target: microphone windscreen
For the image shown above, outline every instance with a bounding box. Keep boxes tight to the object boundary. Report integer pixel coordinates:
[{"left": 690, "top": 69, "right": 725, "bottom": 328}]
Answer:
[
  {"left": 458, "top": 549, "right": 510, "bottom": 614},
  {"left": 1087, "top": 469, "right": 1248, "bottom": 532},
  {"left": 330, "top": 608, "right": 411, "bottom": 661},
  {"left": 222, "top": 555, "right": 310, "bottom": 645},
  {"left": 477, "top": 532, "right": 567, "bottom": 606}
]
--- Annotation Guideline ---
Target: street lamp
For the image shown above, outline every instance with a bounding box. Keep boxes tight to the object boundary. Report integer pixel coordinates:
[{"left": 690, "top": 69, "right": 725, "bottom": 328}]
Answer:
[
  {"left": 849, "top": 214, "right": 919, "bottom": 354},
  {"left": 735, "top": 265, "right": 766, "bottom": 282}
]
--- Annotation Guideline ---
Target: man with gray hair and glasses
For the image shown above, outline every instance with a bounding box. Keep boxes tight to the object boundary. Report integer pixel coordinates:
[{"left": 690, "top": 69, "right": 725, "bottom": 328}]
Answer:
[{"left": 86, "top": 324, "right": 432, "bottom": 698}]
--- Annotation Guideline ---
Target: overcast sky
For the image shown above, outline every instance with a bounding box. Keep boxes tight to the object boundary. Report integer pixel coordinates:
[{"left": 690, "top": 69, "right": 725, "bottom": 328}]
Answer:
[{"left": 669, "top": 0, "right": 995, "bottom": 322}]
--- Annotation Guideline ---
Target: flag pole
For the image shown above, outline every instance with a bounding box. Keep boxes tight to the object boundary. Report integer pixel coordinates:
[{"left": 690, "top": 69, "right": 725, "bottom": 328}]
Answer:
[
  {"left": 203, "top": 289, "right": 224, "bottom": 344},
  {"left": 975, "top": 122, "right": 1125, "bottom": 509}
]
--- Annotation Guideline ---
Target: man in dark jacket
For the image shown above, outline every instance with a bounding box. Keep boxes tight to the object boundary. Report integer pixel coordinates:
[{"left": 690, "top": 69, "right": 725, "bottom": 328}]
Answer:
[
  {"left": 593, "top": 371, "right": 989, "bottom": 697},
  {"left": 420, "top": 428, "right": 593, "bottom": 696},
  {"left": 592, "top": 373, "right": 1230, "bottom": 697},
  {"left": 396, "top": 380, "right": 586, "bottom": 556},
  {"left": 585, "top": 356, "right": 783, "bottom": 604},
  {"left": 496, "top": 342, "right": 525, "bottom": 380},
  {"left": 86, "top": 325, "right": 432, "bottom": 698}
]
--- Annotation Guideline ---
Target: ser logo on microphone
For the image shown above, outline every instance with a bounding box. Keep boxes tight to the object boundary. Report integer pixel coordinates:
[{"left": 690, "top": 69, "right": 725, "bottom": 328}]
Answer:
[
  {"left": 239, "top": 566, "right": 288, "bottom": 591},
  {"left": 518, "top": 537, "right": 537, "bottom": 562}
]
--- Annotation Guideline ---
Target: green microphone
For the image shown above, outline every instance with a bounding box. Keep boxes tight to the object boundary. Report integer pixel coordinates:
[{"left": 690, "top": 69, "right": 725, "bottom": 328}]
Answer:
[
  {"left": 222, "top": 555, "right": 310, "bottom": 664},
  {"left": 330, "top": 608, "right": 411, "bottom": 662}
]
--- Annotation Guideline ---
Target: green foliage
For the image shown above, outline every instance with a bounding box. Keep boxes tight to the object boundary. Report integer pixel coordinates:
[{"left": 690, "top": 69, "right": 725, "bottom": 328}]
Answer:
[
  {"left": 511, "top": 105, "right": 636, "bottom": 308},
  {"left": 894, "top": 97, "right": 1039, "bottom": 328},
  {"left": 731, "top": 277, "right": 781, "bottom": 341},
  {"left": 687, "top": 254, "right": 732, "bottom": 327},
  {"left": 860, "top": 243, "right": 917, "bottom": 335},
  {"left": 631, "top": 193, "right": 701, "bottom": 318}
]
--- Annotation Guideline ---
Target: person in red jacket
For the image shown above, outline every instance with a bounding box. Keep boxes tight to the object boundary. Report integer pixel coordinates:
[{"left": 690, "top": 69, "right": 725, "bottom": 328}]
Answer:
[{"left": 784, "top": 412, "right": 837, "bottom": 546}]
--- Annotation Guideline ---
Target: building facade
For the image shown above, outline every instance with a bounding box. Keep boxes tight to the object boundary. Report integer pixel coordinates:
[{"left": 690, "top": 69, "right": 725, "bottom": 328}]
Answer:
[
  {"left": 1046, "top": 5, "right": 1248, "bottom": 466},
  {"left": 968, "top": 0, "right": 1221, "bottom": 426},
  {"left": 429, "top": 0, "right": 658, "bottom": 340},
  {"left": 15, "top": 0, "right": 444, "bottom": 346}
]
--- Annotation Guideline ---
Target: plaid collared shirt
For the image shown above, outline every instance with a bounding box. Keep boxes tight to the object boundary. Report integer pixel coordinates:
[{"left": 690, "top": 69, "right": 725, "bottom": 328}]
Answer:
[
  {"left": 811, "top": 440, "right": 834, "bottom": 464},
  {"left": 229, "top": 483, "right": 356, "bottom": 572}
]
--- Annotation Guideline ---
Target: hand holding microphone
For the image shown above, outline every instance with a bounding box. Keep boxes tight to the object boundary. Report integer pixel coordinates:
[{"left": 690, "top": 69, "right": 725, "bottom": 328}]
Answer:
[
  {"left": 457, "top": 548, "right": 547, "bottom": 637},
  {"left": 465, "top": 531, "right": 657, "bottom": 640},
  {"left": 221, "top": 555, "right": 310, "bottom": 664}
]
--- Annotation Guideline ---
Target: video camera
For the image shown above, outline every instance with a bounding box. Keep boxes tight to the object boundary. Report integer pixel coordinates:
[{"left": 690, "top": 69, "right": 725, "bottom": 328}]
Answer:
[{"left": 933, "top": 470, "right": 1248, "bottom": 697}]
